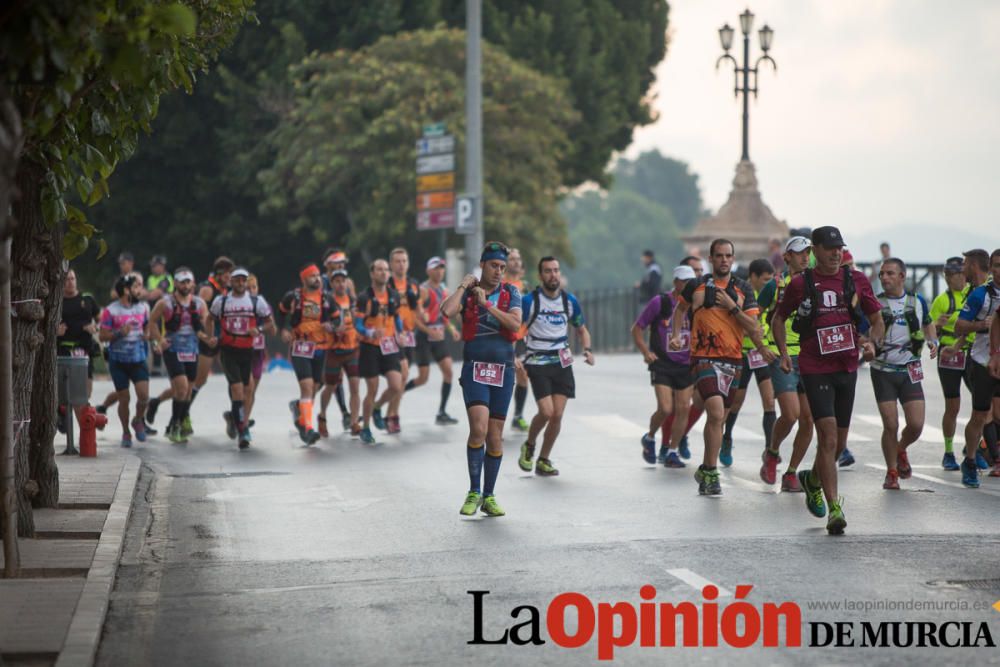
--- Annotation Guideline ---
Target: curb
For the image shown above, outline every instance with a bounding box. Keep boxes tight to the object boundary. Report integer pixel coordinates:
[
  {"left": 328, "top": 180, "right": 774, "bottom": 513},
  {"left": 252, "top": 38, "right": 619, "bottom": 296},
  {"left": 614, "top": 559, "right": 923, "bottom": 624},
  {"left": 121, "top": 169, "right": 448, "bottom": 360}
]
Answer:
[{"left": 55, "top": 456, "right": 141, "bottom": 667}]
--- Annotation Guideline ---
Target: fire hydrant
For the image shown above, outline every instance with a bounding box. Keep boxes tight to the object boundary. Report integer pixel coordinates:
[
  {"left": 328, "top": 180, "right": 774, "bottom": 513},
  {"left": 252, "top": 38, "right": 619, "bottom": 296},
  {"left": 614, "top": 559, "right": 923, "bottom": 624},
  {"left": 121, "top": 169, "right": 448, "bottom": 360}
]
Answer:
[{"left": 79, "top": 405, "right": 107, "bottom": 457}]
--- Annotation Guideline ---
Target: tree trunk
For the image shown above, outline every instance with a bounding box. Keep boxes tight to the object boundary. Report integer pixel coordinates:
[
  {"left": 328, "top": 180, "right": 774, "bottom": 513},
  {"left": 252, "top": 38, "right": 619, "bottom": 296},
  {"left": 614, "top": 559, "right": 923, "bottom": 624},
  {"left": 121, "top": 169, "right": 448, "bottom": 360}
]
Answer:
[{"left": 10, "top": 158, "right": 62, "bottom": 536}]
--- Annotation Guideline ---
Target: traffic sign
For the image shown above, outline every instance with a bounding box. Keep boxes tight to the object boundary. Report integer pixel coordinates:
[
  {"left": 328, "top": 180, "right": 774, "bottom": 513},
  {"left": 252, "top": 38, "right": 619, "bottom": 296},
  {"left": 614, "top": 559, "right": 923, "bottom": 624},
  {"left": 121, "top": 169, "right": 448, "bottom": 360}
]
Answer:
[
  {"left": 416, "top": 154, "right": 454, "bottom": 175},
  {"left": 417, "top": 191, "right": 455, "bottom": 211},
  {"left": 422, "top": 122, "right": 446, "bottom": 137},
  {"left": 417, "top": 172, "right": 455, "bottom": 192},
  {"left": 416, "top": 135, "right": 455, "bottom": 156},
  {"left": 455, "top": 195, "right": 477, "bottom": 235},
  {"left": 417, "top": 209, "right": 455, "bottom": 231}
]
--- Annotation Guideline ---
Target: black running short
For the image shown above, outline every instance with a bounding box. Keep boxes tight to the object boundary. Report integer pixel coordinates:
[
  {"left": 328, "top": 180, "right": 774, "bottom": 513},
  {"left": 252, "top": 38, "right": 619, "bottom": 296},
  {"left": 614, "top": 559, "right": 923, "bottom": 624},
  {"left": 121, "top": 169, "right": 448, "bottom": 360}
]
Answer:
[
  {"left": 291, "top": 351, "right": 326, "bottom": 384},
  {"left": 802, "top": 371, "right": 857, "bottom": 428},
  {"left": 526, "top": 363, "right": 575, "bottom": 399},
  {"left": 970, "top": 362, "right": 1000, "bottom": 412},
  {"left": 648, "top": 358, "right": 694, "bottom": 390},
  {"left": 163, "top": 349, "right": 198, "bottom": 381},
  {"left": 415, "top": 331, "right": 450, "bottom": 366},
  {"left": 738, "top": 353, "right": 773, "bottom": 390},
  {"left": 198, "top": 339, "right": 220, "bottom": 358},
  {"left": 871, "top": 367, "right": 923, "bottom": 405},
  {"left": 359, "top": 343, "right": 402, "bottom": 378},
  {"left": 937, "top": 363, "right": 972, "bottom": 400},
  {"left": 220, "top": 347, "right": 253, "bottom": 386}
]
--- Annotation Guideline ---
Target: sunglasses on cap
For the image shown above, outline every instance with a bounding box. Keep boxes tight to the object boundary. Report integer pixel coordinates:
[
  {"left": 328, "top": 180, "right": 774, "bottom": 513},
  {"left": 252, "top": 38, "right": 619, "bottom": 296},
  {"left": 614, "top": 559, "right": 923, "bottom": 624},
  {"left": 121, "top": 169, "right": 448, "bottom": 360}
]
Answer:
[{"left": 482, "top": 242, "right": 510, "bottom": 254}]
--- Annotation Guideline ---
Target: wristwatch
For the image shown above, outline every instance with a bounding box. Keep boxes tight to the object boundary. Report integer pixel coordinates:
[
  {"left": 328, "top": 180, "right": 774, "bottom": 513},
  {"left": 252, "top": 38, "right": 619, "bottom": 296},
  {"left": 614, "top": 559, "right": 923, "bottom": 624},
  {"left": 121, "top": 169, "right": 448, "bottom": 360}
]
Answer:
[{"left": 729, "top": 306, "right": 741, "bottom": 316}]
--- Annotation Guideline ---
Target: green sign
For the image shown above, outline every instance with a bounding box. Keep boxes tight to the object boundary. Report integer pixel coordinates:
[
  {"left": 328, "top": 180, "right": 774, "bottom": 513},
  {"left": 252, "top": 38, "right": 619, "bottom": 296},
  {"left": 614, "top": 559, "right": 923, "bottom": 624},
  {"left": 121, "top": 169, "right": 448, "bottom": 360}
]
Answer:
[{"left": 422, "top": 122, "right": 446, "bottom": 137}]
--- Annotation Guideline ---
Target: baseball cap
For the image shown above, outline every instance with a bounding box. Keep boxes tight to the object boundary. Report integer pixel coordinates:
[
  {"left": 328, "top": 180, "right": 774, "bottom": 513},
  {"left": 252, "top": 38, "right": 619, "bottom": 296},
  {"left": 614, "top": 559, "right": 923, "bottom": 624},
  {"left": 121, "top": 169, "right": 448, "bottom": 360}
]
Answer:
[
  {"left": 173, "top": 269, "right": 195, "bottom": 282},
  {"left": 672, "top": 265, "right": 696, "bottom": 281},
  {"left": 150, "top": 254, "right": 167, "bottom": 267},
  {"left": 324, "top": 251, "right": 348, "bottom": 265},
  {"left": 811, "top": 226, "right": 846, "bottom": 248},
  {"left": 331, "top": 269, "right": 349, "bottom": 278},
  {"left": 117, "top": 251, "right": 134, "bottom": 263},
  {"left": 784, "top": 236, "right": 811, "bottom": 253},
  {"left": 426, "top": 256, "right": 446, "bottom": 270},
  {"left": 943, "top": 257, "right": 964, "bottom": 273},
  {"left": 231, "top": 268, "right": 250, "bottom": 279}
]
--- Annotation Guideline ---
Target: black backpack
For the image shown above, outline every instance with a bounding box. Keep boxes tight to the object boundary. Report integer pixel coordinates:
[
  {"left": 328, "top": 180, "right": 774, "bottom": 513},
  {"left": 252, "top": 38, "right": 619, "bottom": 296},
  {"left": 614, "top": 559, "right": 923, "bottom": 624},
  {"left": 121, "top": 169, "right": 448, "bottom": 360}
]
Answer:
[
  {"left": 648, "top": 292, "right": 676, "bottom": 359},
  {"left": 791, "top": 267, "right": 862, "bottom": 336}
]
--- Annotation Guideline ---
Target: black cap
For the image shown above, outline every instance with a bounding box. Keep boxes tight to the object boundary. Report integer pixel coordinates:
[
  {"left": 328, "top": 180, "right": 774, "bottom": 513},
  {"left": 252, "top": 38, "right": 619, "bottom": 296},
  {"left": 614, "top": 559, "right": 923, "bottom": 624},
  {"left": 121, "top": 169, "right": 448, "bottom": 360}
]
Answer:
[
  {"left": 943, "top": 257, "right": 964, "bottom": 273},
  {"left": 150, "top": 254, "right": 167, "bottom": 267},
  {"left": 811, "top": 226, "right": 846, "bottom": 248}
]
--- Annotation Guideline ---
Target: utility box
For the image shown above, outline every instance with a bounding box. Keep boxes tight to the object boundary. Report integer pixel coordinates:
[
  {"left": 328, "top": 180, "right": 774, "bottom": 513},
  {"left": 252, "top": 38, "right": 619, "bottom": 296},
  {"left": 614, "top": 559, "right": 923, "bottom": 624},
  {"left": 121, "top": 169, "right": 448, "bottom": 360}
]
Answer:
[{"left": 56, "top": 356, "right": 89, "bottom": 406}]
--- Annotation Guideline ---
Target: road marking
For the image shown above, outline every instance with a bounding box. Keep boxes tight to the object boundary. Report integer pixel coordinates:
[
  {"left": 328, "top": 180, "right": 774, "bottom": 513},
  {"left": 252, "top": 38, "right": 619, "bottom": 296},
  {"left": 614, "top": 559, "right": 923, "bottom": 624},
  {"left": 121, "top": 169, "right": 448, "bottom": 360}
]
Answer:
[
  {"left": 579, "top": 414, "right": 648, "bottom": 438},
  {"left": 666, "top": 568, "right": 732, "bottom": 597},
  {"left": 854, "top": 414, "right": 946, "bottom": 443},
  {"left": 865, "top": 463, "right": 1000, "bottom": 497}
]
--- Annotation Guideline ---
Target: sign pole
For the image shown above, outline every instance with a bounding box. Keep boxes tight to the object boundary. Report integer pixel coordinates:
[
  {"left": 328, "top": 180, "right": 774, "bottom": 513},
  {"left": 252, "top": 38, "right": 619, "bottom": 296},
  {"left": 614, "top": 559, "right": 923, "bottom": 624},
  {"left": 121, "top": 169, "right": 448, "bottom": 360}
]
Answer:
[{"left": 463, "top": 0, "right": 483, "bottom": 274}]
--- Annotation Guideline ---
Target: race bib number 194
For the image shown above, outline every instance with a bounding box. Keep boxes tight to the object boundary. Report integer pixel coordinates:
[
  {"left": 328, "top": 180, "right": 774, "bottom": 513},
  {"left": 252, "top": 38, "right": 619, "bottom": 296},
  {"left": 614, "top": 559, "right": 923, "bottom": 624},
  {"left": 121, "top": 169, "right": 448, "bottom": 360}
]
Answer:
[{"left": 817, "top": 324, "right": 855, "bottom": 355}]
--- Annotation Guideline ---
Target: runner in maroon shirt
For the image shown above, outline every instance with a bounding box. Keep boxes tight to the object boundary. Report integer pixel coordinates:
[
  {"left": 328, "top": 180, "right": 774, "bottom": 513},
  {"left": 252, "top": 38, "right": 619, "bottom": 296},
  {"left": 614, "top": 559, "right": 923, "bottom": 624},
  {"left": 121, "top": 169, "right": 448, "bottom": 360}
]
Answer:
[{"left": 772, "top": 226, "right": 884, "bottom": 534}]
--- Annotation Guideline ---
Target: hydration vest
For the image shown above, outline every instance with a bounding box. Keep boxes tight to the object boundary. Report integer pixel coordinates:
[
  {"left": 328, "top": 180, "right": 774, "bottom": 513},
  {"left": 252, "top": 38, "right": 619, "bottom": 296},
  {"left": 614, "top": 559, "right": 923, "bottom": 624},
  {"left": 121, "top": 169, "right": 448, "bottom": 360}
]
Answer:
[
  {"left": 218, "top": 294, "right": 260, "bottom": 348},
  {"left": 164, "top": 296, "right": 202, "bottom": 334},
  {"left": 648, "top": 292, "right": 677, "bottom": 360},
  {"left": 286, "top": 288, "right": 337, "bottom": 329},
  {"left": 877, "top": 292, "right": 924, "bottom": 357},
  {"left": 461, "top": 282, "right": 519, "bottom": 343},
  {"left": 791, "top": 267, "right": 862, "bottom": 336}
]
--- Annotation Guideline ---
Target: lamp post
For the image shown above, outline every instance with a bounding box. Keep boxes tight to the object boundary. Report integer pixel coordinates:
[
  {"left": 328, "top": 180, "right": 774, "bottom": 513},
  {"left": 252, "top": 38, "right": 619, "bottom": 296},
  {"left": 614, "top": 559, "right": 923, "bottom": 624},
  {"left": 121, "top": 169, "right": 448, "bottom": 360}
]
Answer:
[{"left": 716, "top": 9, "right": 776, "bottom": 162}]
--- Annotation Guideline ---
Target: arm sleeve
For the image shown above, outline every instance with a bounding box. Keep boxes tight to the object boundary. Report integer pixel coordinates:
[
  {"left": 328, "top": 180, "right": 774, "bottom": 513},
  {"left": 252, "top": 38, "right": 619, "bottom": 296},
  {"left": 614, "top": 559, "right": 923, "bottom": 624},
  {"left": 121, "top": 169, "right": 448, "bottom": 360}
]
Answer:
[
  {"left": 958, "top": 288, "right": 984, "bottom": 321},
  {"left": 634, "top": 296, "right": 660, "bottom": 330},
  {"left": 567, "top": 294, "right": 585, "bottom": 327}
]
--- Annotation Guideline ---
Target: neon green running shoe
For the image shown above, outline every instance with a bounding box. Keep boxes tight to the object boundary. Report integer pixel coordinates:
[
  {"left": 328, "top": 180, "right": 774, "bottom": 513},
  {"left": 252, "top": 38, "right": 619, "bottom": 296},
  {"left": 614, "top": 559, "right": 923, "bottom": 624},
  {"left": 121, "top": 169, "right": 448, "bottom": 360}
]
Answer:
[
  {"left": 459, "top": 491, "right": 482, "bottom": 516},
  {"left": 797, "top": 469, "right": 826, "bottom": 518},
  {"left": 518, "top": 441, "right": 535, "bottom": 472},
  {"left": 512, "top": 416, "right": 529, "bottom": 431},
  {"left": 167, "top": 424, "right": 187, "bottom": 444},
  {"left": 181, "top": 415, "right": 193, "bottom": 437},
  {"left": 827, "top": 497, "right": 846, "bottom": 535},
  {"left": 481, "top": 495, "right": 505, "bottom": 517},
  {"left": 535, "top": 458, "right": 559, "bottom": 476}
]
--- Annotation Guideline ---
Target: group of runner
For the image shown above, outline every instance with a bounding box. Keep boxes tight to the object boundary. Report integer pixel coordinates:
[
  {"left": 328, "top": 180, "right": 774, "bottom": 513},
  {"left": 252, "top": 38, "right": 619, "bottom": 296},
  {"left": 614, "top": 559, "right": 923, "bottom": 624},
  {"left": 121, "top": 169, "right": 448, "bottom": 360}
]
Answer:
[{"left": 633, "top": 228, "right": 1000, "bottom": 535}]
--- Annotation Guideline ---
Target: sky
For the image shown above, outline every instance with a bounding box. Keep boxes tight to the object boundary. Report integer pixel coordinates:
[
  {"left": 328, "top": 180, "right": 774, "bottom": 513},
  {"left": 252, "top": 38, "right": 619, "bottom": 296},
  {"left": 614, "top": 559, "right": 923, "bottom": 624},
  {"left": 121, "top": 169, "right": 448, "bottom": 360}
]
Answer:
[{"left": 629, "top": 0, "right": 1000, "bottom": 261}]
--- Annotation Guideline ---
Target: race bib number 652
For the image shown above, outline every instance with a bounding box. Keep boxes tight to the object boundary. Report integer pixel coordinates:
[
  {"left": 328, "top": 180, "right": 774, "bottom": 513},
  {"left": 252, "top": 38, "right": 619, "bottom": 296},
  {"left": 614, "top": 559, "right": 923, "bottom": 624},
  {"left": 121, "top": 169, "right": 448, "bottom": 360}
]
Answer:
[{"left": 473, "top": 362, "right": 505, "bottom": 387}]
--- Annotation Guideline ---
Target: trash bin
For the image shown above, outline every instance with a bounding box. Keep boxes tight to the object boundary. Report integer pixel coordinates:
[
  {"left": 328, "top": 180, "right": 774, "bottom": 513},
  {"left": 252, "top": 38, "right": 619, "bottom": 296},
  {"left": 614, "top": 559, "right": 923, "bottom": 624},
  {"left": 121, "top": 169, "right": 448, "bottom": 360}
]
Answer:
[{"left": 56, "top": 356, "right": 89, "bottom": 407}]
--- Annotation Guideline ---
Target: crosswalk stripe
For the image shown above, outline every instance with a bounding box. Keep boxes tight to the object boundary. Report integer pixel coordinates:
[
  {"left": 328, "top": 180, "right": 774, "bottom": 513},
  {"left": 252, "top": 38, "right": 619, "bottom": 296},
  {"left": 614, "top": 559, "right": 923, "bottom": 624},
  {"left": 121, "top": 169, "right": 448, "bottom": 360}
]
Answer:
[{"left": 864, "top": 463, "right": 1000, "bottom": 497}]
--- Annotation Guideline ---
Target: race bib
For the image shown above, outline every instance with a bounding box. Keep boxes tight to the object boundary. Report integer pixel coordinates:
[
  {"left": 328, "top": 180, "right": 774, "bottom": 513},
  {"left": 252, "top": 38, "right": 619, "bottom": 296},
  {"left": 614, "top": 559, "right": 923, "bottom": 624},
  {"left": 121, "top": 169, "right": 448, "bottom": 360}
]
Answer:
[
  {"left": 292, "top": 340, "right": 316, "bottom": 358},
  {"left": 252, "top": 334, "right": 266, "bottom": 350},
  {"left": 473, "top": 361, "right": 505, "bottom": 387},
  {"left": 379, "top": 336, "right": 400, "bottom": 355},
  {"left": 747, "top": 348, "right": 767, "bottom": 369},
  {"left": 817, "top": 324, "right": 855, "bottom": 355},
  {"left": 177, "top": 352, "right": 197, "bottom": 363},
  {"left": 714, "top": 365, "right": 736, "bottom": 397},
  {"left": 559, "top": 347, "right": 574, "bottom": 368},
  {"left": 400, "top": 331, "right": 416, "bottom": 348},
  {"left": 71, "top": 347, "right": 89, "bottom": 358},
  {"left": 907, "top": 360, "right": 924, "bottom": 384},
  {"left": 939, "top": 349, "right": 966, "bottom": 370},
  {"left": 225, "top": 316, "right": 250, "bottom": 335}
]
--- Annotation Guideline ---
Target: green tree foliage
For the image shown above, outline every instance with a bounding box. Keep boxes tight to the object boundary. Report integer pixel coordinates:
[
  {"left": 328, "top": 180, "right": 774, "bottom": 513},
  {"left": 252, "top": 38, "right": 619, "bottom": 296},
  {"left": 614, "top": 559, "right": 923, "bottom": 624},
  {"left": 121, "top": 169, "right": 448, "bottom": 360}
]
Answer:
[
  {"left": 561, "top": 189, "right": 682, "bottom": 291},
  {"left": 258, "top": 28, "right": 577, "bottom": 267},
  {"left": 612, "top": 151, "right": 705, "bottom": 229}
]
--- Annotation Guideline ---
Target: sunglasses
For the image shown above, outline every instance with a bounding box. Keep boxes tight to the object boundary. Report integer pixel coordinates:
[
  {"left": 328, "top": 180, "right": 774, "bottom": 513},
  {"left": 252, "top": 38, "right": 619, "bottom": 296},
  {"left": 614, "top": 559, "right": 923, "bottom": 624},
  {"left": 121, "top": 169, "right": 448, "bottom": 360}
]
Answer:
[{"left": 483, "top": 242, "right": 510, "bottom": 254}]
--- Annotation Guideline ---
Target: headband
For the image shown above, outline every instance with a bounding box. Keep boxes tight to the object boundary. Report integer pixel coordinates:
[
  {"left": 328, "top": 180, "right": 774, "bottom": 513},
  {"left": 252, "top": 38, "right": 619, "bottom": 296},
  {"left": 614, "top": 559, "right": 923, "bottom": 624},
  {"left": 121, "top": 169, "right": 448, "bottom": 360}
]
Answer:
[
  {"left": 174, "top": 270, "right": 195, "bottom": 282},
  {"left": 480, "top": 249, "right": 508, "bottom": 263},
  {"left": 300, "top": 264, "right": 321, "bottom": 281}
]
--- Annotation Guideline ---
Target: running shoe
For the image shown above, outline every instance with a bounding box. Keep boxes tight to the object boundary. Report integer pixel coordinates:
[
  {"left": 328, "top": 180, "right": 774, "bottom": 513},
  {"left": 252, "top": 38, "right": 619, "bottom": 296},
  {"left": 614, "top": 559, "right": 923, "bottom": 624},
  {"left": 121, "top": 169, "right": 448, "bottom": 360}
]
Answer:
[
  {"left": 838, "top": 448, "right": 855, "bottom": 467},
  {"left": 351, "top": 422, "right": 362, "bottom": 437},
  {"left": 317, "top": 415, "right": 329, "bottom": 439},
  {"left": 167, "top": 424, "right": 187, "bottom": 445},
  {"left": 96, "top": 404, "right": 108, "bottom": 416},
  {"left": 798, "top": 469, "right": 826, "bottom": 517},
  {"left": 990, "top": 463, "right": 1000, "bottom": 478},
  {"left": 238, "top": 428, "right": 252, "bottom": 450},
  {"left": 360, "top": 427, "right": 376, "bottom": 445},
  {"left": 695, "top": 466, "right": 721, "bottom": 496},
  {"left": 678, "top": 435, "right": 691, "bottom": 460},
  {"left": 535, "top": 458, "right": 559, "bottom": 476},
  {"left": 663, "top": 451, "right": 686, "bottom": 468},
  {"left": 131, "top": 417, "right": 146, "bottom": 443},
  {"left": 826, "top": 497, "right": 847, "bottom": 535},
  {"left": 657, "top": 444, "right": 668, "bottom": 465},
  {"left": 941, "top": 452, "right": 960, "bottom": 471},
  {"left": 386, "top": 416, "right": 401, "bottom": 434},
  {"left": 304, "top": 429, "right": 321, "bottom": 445},
  {"left": 760, "top": 448, "right": 781, "bottom": 484},
  {"left": 145, "top": 398, "right": 160, "bottom": 426},
  {"left": 720, "top": 436, "right": 734, "bottom": 467},
  {"left": 181, "top": 415, "right": 193, "bottom": 437},
  {"left": 120, "top": 435, "right": 132, "bottom": 448},
  {"left": 341, "top": 413, "right": 352, "bottom": 431},
  {"left": 975, "top": 450, "right": 989, "bottom": 470},
  {"left": 481, "top": 495, "right": 506, "bottom": 517},
  {"left": 459, "top": 491, "right": 483, "bottom": 516},
  {"left": 372, "top": 407, "right": 386, "bottom": 431},
  {"left": 224, "top": 411, "right": 237, "bottom": 440},
  {"left": 512, "top": 416, "right": 529, "bottom": 432},
  {"left": 144, "top": 425, "right": 158, "bottom": 436},
  {"left": 436, "top": 412, "right": 459, "bottom": 425},
  {"left": 896, "top": 449, "right": 912, "bottom": 479},
  {"left": 288, "top": 400, "right": 300, "bottom": 425},
  {"left": 641, "top": 433, "right": 657, "bottom": 464},
  {"left": 961, "top": 458, "right": 980, "bottom": 488},
  {"left": 883, "top": 469, "right": 900, "bottom": 490},
  {"left": 518, "top": 441, "right": 535, "bottom": 472},
  {"left": 780, "top": 472, "right": 802, "bottom": 492}
]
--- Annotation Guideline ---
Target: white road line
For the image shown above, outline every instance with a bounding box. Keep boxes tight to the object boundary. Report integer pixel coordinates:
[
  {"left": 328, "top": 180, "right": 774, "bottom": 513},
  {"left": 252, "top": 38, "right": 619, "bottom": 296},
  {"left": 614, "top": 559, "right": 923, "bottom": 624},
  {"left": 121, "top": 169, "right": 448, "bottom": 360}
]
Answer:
[
  {"left": 579, "top": 415, "right": 649, "bottom": 438},
  {"left": 666, "top": 568, "right": 732, "bottom": 598},
  {"left": 854, "top": 414, "right": 946, "bottom": 444},
  {"left": 864, "top": 463, "right": 1000, "bottom": 497}
]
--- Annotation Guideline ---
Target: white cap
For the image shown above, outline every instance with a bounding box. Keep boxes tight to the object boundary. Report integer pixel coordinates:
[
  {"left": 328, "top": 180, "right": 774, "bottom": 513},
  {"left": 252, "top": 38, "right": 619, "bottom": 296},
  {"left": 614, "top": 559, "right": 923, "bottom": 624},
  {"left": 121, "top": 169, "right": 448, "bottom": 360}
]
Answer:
[
  {"left": 672, "top": 265, "right": 696, "bottom": 281},
  {"left": 231, "top": 268, "right": 250, "bottom": 279},
  {"left": 785, "top": 236, "right": 811, "bottom": 253},
  {"left": 426, "top": 256, "right": 446, "bottom": 270},
  {"left": 173, "top": 270, "right": 195, "bottom": 282}
]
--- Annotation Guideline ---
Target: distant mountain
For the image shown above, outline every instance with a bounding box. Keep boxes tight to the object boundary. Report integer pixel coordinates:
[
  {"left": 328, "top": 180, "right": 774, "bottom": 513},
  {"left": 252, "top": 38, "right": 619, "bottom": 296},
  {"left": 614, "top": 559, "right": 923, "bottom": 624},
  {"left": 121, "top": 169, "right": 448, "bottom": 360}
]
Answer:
[{"left": 844, "top": 224, "right": 1000, "bottom": 264}]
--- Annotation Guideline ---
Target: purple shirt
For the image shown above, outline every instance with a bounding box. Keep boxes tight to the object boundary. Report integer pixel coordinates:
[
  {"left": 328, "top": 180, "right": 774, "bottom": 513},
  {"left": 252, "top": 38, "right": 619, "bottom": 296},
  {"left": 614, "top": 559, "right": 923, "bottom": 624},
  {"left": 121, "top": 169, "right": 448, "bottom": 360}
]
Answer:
[{"left": 635, "top": 293, "right": 690, "bottom": 365}]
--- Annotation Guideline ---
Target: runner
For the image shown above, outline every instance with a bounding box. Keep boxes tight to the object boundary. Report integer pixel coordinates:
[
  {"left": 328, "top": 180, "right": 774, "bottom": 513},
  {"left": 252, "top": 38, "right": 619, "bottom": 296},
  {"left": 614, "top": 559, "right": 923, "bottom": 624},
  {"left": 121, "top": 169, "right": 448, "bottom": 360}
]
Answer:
[
  {"left": 772, "top": 226, "right": 883, "bottom": 534},
  {"left": 321, "top": 248, "right": 357, "bottom": 297},
  {"left": 98, "top": 274, "right": 151, "bottom": 447},
  {"left": 205, "top": 267, "right": 276, "bottom": 449},
  {"left": 929, "top": 257, "right": 973, "bottom": 470},
  {"left": 669, "top": 239, "right": 774, "bottom": 496},
  {"left": 506, "top": 248, "right": 532, "bottom": 431},
  {"left": 98, "top": 256, "right": 145, "bottom": 417},
  {"left": 517, "top": 256, "right": 594, "bottom": 476},
  {"left": 244, "top": 273, "right": 267, "bottom": 432},
  {"left": 372, "top": 248, "right": 422, "bottom": 434},
  {"left": 57, "top": 269, "right": 100, "bottom": 432},
  {"left": 190, "top": 256, "right": 234, "bottom": 426},
  {"left": 278, "top": 264, "right": 339, "bottom": 445},
  {"left": 147, "top": 267, "right": 208, "bottom": 444},
  {"left": 721, "top": 258, "right": 777, "bottom": 467},
  {"left": 440, "top": 241, "right": 522, "bottom": 517},
  {"left": 354, "top": 259, "right": 404, "bottom": 445},
  {"left": 407, "top": 256, "right": 461, "bottom": 425},
  {"left": 759, "top": 236, "right": 814, "bottom": 492},
  {"left": 145, "top": 255, "right": 173, "bottom": 377},
  {"left": 319, "top": 269, "right": 361, "bottom": 436},
  {"left": 632, "top": 265, "right": 695, "bottom": 469},
  {"left": 956, "top": 248, "right": 1000, "bottom": 487},
  {"left": 871, "top": 258, "right": 937, "bottom": 490}
]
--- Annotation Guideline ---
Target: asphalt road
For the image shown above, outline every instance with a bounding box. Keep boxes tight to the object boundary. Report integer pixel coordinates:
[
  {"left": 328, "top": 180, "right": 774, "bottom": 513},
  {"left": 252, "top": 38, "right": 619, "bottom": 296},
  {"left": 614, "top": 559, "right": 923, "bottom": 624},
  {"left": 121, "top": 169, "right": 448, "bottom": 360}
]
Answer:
[{"left": 94, "top": 354, "right": 1000, "bottom": 666}]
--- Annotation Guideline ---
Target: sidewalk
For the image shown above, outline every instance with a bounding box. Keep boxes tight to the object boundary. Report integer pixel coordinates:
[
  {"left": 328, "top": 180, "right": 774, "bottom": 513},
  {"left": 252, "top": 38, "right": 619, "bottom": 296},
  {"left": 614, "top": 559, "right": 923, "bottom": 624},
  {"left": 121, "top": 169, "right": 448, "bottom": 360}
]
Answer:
[{"left": 0, "top": 444, "right": 140, "bottom": 667}]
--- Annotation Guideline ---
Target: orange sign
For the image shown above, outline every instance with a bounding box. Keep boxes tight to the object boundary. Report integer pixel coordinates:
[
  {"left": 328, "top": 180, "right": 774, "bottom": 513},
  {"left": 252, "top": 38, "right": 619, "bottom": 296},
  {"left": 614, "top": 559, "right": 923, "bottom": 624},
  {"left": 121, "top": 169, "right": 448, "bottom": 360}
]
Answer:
[
  {"left": 416, "top": 191, "right": 455, "bottom": 211},
  {"left": 417, "top": 172, "right": 455, "bottom": 192}
]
